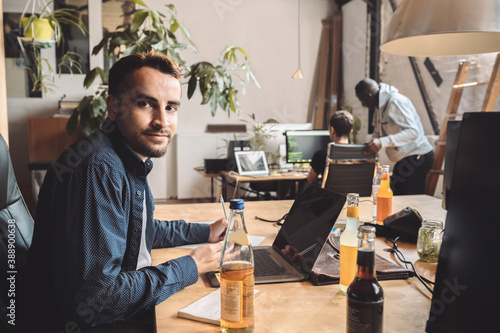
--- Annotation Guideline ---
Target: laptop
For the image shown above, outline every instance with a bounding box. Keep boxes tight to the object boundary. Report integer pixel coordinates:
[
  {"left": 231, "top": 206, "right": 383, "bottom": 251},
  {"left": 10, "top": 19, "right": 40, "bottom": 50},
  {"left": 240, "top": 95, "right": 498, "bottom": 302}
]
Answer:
[
  {"left": 208, "top": 184, "right": 346, "bottom": 285},
  {"left": 234, "top": 150, "right": 270, "bottom": 177}
]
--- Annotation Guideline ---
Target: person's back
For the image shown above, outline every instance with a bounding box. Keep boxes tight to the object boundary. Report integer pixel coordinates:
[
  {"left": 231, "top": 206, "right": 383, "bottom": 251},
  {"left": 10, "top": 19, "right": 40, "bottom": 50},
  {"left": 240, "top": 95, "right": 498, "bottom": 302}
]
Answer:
[{"left": 307, "top": 111, "right": 353, "bottom": 185}]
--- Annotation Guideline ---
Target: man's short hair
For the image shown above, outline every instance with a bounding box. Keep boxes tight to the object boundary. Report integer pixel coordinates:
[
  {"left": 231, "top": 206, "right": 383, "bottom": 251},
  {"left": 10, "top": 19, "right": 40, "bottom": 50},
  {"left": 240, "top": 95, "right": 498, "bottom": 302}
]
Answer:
[
  {"left": 330, "top": 110, "right": 354, "bottom": 138},
  {"left": 355, "top": 78, "right": 378, "bottom": 95},
  {"left": 108, "top": 51, "right": 182, "bottom": 97}
]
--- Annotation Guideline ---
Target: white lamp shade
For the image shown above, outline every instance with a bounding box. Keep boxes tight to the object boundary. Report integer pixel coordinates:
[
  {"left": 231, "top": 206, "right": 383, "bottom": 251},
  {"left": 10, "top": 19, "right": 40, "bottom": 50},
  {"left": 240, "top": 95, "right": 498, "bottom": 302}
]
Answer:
[{"left": 381, "top": 0, "right": 500, "bottom": 57}]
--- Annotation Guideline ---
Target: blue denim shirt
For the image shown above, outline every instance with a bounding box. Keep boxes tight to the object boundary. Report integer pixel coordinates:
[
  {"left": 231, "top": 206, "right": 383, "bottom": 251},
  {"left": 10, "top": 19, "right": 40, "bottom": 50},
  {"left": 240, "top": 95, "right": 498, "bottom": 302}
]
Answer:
[{"left": 23, "top": 119, "right": 210, "bottom": 329}]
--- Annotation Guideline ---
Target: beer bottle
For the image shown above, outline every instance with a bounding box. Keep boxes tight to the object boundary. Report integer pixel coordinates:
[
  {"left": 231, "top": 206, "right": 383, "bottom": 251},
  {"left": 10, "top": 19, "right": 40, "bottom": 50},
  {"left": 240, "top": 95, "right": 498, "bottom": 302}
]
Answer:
[
  {"left": 346, "top": 225, "right": 384, "bottom": 333},
  {"left": 220, "top": 199, "right": 255, "bottom": 333},
  {"left": 376, "top": 165, "right": 393, "bottom": 225},
  {"left": 339, "top": 193, "right": 360, "bottom": 294}
]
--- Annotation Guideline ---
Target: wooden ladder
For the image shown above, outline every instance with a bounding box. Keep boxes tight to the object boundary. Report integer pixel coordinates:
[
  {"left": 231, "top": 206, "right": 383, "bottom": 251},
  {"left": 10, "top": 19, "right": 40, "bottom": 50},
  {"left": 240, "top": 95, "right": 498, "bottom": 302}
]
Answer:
[{"left": 425, "top": 53, "right": 500, "bottom": 196}]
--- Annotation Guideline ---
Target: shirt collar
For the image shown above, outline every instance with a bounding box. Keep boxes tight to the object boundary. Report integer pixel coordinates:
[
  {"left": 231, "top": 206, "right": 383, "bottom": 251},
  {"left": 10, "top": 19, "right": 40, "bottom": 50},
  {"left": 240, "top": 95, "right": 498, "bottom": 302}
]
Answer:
[{"left": 101, "top": 118, "right": 153, "bottom": 175}]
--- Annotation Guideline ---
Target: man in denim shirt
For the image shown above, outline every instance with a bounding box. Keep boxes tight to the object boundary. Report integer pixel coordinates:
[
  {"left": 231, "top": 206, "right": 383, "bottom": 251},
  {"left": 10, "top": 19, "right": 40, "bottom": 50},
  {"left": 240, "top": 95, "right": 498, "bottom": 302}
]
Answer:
[
  {"left": 21, "top": 52, "right": 227, "bottom": 331},
  {"left": 355, "top": 78, "right": 435, "bottom": 195}
]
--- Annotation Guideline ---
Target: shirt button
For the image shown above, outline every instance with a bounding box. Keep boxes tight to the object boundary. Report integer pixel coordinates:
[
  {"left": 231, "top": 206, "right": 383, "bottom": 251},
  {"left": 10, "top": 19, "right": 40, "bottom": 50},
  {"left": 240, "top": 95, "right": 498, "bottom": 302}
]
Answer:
[
  {"left": 133, "top": 228, "right": 139, "bottom": 233},
  {"left": 136, "top": 190, "right": 142, "bottom": 196}
]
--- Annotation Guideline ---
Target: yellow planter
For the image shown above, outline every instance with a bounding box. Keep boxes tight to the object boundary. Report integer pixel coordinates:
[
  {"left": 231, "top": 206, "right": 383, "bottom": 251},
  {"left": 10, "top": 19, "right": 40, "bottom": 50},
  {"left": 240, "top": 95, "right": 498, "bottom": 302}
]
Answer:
[{"left": 21, "top": 17, "right": 53, "bottom": 41}]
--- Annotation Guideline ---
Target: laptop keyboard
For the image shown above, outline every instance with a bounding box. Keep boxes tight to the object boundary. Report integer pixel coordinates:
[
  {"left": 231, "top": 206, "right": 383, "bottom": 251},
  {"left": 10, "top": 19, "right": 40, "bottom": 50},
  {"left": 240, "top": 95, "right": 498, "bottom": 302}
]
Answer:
[{"left": 254, "top": 249, "right": 289, "bottom": 277}]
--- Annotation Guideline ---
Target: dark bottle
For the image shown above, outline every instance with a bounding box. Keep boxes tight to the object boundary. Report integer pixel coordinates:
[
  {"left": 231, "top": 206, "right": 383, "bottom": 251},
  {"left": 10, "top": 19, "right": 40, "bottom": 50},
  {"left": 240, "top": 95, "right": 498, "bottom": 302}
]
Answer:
[{"left": 346, "top": 225, "right": 384, "bottom": 333}]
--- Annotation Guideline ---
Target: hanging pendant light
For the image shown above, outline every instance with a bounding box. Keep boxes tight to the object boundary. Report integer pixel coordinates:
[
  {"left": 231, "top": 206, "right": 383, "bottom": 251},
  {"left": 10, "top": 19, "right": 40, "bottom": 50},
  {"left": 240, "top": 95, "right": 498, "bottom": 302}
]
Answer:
[
  {"left": 381, "top": 0, "right": 500, "bottom": 57},
  {"left": 292, "top": 0, "right": 303, "bottom": 78}
]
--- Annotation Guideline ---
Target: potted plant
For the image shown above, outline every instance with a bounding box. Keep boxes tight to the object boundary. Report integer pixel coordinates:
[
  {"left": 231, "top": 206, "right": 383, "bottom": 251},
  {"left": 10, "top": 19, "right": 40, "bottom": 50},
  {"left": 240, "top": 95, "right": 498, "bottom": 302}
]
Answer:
[
  {"left": 19, "top": 0, "right": 87, "bottom": 96},
  {"left": 20, "top": 0, "right": 87, "bottom": 44},
  {"left": 67, "top": 0, "right": 259, "bottom": 137}
]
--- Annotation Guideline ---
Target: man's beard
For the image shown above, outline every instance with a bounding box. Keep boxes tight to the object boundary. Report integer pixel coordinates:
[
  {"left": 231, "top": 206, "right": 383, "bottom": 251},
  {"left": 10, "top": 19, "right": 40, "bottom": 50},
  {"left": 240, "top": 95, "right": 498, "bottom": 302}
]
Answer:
[{"left": 128, "top": 130, "right": 171, "bottom": 158}]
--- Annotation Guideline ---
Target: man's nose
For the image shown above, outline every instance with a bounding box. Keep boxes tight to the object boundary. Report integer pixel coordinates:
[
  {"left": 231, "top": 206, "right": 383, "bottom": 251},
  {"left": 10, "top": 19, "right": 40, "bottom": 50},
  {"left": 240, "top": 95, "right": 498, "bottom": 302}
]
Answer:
[{"left": 152, "top": 109, "right": 168, "bottom": 129}]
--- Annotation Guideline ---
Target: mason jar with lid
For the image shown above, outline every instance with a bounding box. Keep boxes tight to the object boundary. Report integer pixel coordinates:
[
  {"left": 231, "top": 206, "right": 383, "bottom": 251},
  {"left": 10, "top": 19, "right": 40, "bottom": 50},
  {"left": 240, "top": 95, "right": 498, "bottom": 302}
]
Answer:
[{"left": 416, "top": 220, "right": 444, "bottom": 263}]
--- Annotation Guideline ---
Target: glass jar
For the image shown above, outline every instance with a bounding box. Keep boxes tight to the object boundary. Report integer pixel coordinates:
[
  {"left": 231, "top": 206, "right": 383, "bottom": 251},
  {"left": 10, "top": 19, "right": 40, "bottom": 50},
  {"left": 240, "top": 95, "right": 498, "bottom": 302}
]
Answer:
[{"left": 417, "top": 220, "right": 444, "bottom": 263}]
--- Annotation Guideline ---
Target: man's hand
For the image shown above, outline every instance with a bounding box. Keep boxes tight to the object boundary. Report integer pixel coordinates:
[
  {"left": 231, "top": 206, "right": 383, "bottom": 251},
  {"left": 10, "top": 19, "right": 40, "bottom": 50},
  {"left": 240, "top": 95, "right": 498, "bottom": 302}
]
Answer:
[
  {"left": 189, "top": 241, "right": 223, "bottom": 275},
  {"left": 208, "top": 218, "right": 228, "bottom": 243},
  {"left": 363, "top": 138, "right": 382, "bottom": 155}
]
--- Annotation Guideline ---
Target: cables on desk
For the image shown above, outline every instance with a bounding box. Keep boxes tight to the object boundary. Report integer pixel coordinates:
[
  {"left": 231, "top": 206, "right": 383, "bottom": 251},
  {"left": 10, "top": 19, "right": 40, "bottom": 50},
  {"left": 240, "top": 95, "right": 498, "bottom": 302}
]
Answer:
[
  {"left": 255, "top": 214, "right": 288, "bottom": 226},
  {"left": 385, "top": 237, "right": 434, "bottom": 294}
]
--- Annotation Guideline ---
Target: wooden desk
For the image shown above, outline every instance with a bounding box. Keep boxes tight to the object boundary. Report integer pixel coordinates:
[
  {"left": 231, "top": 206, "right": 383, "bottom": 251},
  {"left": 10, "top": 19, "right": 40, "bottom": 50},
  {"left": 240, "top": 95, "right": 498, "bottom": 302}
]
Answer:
[
  {"left": 220, "top": 170, "right": 307, "bottom": 200},
  {"left": 153, "top": 195, "right": 447, "bottom": 332}
]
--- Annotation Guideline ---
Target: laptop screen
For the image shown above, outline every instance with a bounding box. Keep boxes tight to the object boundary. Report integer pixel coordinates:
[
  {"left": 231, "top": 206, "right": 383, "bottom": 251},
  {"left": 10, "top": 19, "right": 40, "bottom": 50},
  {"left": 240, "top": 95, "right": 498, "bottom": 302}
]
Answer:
[
  {"left": 234, "top": 151, "right": 269, "bottom": 176},
  {"left": 272, "top": 184, "right": 346, "bottom": 277}
]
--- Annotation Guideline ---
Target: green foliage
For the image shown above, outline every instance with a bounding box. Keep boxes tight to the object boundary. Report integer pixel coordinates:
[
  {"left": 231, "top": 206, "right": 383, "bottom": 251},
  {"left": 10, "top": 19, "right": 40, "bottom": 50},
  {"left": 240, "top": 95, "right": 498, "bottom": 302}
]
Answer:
[
  {"left": 68, "top": 1, "right": 259, "bottom": 137},
  {"left": 240, "top": 113, "right": 278, "bottom": 152},
  {"left": 22, "top": 0, "right": 87, "bottom": 47},
  {"left": 186, "top": 46, "right": 260, "bottom": 117},
  {"left": 21, "top": 0, "right": 87, "bottom": 95}
]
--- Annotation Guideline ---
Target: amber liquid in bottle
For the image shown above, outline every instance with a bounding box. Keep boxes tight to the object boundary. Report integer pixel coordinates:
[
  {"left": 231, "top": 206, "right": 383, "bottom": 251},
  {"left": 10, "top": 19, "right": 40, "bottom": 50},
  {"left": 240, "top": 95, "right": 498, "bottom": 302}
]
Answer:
[
  {"left": 376, "top": 167, "right": 393, "bottom": 225},
  {"left": 220, "top": 261, "right": 255, "bottom": 333},
  {"left": 346, "top": 228, "right": 384, "bottom": 333},
  {"left": 339, "top": 194, "right": 360, "bottom": 294}
]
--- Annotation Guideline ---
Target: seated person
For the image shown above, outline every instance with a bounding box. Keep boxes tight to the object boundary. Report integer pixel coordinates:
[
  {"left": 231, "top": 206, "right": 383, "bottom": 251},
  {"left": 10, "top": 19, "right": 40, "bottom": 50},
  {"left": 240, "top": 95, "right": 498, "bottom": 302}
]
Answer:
[
  {"left": 307, "top": 111, "right": 354, "bottom": 185},
  {"left": 19, "top": 52, "right": 227, "bottom": 331}
]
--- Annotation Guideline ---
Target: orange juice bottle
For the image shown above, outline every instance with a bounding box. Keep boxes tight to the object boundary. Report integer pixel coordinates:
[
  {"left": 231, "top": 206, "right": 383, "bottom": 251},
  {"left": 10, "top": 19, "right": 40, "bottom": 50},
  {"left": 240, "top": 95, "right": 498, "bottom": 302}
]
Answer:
[
  {"left": 339, "top": 193, "right": 360, "bottom": 294},
  {"left": 376, "top": 165, "right": 393, "bottom": 225}
]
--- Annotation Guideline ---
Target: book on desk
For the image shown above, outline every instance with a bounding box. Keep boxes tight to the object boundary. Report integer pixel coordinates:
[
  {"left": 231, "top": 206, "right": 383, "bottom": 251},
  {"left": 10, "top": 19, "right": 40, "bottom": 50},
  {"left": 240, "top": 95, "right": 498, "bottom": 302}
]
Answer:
[{"left": 177, "top": 288, "right": 265, "bottom": 325}]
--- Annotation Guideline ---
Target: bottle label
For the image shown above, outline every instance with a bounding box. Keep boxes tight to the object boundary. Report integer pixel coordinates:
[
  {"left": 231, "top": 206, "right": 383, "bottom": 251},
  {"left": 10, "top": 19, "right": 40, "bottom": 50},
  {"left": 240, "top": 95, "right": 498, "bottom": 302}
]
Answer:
[
  {"left": 221, "top": 281, "right": 242, "bottom": 322},
  {"left": 227, "top": 228, "right": 250, "bottom": 246},
  {"left": 347, "top": 298, "right": 384, "bottom": 333},
  {"left": 347, "top": 206, "right": 359, "bottom": 218}
]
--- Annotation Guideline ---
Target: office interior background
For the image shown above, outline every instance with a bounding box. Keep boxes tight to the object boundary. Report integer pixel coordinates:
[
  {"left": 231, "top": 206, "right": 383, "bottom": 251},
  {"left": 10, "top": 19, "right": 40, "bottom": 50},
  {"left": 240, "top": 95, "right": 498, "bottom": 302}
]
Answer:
[{"left": 2, "top": 0, "right": 500, "bottom": 205}]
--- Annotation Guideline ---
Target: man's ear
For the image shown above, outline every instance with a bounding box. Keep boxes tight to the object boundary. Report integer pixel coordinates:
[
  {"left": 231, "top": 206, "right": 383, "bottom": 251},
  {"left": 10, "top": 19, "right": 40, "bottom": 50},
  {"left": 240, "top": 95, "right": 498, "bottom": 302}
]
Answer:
[{"left": 106, "top": 95, "right": 118, "bottom": 121}]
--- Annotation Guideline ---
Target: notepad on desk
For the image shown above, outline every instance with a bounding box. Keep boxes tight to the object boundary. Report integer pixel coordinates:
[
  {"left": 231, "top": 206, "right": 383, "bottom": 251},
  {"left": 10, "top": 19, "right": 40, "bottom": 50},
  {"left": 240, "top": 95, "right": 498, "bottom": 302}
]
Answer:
[{"left": 178, "top": 288, "right": 265, "bottom": 325}]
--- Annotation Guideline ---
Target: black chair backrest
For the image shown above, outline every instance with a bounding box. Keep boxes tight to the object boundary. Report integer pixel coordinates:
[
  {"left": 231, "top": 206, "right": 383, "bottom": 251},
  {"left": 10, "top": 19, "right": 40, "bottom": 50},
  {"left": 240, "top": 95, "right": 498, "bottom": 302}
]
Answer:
[
  {"left": 0, "top": 134, "right": 34, "bottom": 329},
  {"left": 321, "top": 143, "right": 376, "bottom": 197}
]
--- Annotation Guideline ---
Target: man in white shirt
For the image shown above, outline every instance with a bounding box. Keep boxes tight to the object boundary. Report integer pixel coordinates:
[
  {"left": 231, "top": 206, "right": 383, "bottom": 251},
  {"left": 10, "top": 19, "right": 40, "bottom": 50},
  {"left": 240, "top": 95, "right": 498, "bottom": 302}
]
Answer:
[{"left": 355, "top": 78, "right": 434, "bottom": 195}]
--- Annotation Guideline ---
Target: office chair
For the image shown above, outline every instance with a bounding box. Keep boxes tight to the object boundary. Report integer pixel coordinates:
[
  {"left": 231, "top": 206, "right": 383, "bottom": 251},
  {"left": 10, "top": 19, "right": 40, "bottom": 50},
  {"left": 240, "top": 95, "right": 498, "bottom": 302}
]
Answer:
[
  {"left": 321, "top": 143, "right": 377, "bottom": 197},
  {"left": 0, "top": 134, "right": 34, "bottom": 331}
]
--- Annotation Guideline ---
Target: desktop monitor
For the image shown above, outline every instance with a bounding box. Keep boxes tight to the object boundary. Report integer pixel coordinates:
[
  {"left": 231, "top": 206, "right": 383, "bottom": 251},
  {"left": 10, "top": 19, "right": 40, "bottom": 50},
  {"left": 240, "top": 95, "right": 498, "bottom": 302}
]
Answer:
[
  {"left": 285, "top": 130, "right": 330, "bottom": 164},
  {"left": 441, "top": 120, "right": 462, "bottom": 210},
  {"left": 425, "top": 112, "right": 500, "bottom": 333}
]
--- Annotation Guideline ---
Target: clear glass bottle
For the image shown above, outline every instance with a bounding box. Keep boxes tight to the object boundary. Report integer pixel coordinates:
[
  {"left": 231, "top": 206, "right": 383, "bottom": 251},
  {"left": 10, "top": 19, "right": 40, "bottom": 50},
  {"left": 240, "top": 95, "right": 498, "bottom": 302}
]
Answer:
[
  {"left": 340, "top": 193, "right": 360, "bottom": 294},
  {"left": 346, "top": 225, "right": 384, "bottom": 333},
  {"left": 372, "top": 165, "right": 382, "bottom": 222},
  {"left": 376, "top": 165, "right": 393, "bottom": 225},
  {"left": 220, "top": 199, "right": 255, "bottom": 333},
  {"left": 417, "top": 220, "right": 444, "bottom": 263}
]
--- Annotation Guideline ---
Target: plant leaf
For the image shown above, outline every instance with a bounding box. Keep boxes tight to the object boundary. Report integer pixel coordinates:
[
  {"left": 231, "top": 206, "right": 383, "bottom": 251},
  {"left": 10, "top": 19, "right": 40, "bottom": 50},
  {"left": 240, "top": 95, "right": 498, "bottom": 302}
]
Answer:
[
  {"left": 130, "top": 10, "right": 148, "bottom": 33},
  {"left": 187, "top": 75, "right": 197, "bottom": 99},
  {"left": 127, "top": 0, "right": 148, "bottom": 8}
]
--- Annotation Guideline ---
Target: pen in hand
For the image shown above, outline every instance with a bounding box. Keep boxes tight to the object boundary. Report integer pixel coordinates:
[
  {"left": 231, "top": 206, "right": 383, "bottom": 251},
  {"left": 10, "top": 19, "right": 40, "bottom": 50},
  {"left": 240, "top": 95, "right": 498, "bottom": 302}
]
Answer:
[{"left": 219, "top": 195, "right": 228, "bottom": 239}]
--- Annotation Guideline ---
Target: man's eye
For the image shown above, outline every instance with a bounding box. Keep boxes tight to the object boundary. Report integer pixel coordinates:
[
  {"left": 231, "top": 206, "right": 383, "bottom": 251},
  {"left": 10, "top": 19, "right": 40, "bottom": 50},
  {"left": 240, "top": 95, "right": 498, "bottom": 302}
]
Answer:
[
  {"left": 138, "top": 101, "right": 151, "bottom": 108},
  {"left": 166, "top": 105, "right": 178, "bottom": 112}
]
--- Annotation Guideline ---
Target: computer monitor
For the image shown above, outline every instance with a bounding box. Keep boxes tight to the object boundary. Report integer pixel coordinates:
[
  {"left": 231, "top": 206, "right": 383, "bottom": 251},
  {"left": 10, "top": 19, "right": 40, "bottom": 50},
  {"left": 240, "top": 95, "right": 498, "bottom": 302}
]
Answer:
[
  {"left": 285, "top": 130, "right": 330, "bottom": 164},
  {"left": 441, "top": 120, "right": 462, "bottom": 210},
  {"left": 425, "top": 112, "right": 499, "bottom": 333}
]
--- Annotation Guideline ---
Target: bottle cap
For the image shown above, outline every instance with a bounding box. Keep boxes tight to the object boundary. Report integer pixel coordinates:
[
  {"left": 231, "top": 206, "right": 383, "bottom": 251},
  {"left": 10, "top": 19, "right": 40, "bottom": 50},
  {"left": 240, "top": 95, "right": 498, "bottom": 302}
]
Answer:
[{"left": 229, "top": 199, "right": 244, "bottom": 210}]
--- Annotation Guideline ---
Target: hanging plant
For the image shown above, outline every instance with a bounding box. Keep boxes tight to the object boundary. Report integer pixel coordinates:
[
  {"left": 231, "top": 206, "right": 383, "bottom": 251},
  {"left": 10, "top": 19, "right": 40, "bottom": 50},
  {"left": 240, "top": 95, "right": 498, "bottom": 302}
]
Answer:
[{"left": 19, "top": 0, "right": 88, "bottom": 95}]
